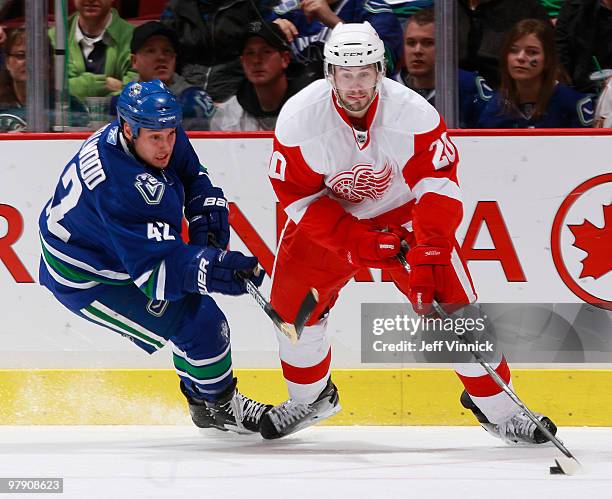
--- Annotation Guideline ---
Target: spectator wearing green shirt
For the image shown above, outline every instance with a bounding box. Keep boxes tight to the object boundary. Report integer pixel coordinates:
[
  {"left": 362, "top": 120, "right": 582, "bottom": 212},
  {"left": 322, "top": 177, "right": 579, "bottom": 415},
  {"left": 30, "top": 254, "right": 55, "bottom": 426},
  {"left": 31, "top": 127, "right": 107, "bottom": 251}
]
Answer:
[{"left": 50, "top": 0, "right": 137, "bottom": 100}]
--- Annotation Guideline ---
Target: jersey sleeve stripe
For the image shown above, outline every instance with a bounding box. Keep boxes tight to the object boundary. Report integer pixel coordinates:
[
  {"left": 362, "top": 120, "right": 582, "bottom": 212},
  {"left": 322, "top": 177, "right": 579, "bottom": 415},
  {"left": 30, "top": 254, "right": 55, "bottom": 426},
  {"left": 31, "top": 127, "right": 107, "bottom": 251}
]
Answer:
[
  {"left": 285, "top": 188, "right": 328, "bottom": 223},
  {"left": 134, "top": 269, "right": 153, "bottom": 288},
  {"left": 40, "top": 233, "right": 131, "bottom": 280},
  {"left": 412, "top": 177, "right": 462, "bottom": 203},
  {"left": 41, "top": 255, "right": 100, "bottom": 289}
]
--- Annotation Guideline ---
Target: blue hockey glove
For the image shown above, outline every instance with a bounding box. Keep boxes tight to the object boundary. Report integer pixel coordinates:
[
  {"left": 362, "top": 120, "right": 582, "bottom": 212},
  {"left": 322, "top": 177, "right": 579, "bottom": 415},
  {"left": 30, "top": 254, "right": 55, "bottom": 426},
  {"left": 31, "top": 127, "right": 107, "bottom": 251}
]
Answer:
[
  {"left": 187, "top": 247, "right": 264, "bottom": 296},
  {"left": 186, "top": 187, "right": 230, "bottom": 248}
]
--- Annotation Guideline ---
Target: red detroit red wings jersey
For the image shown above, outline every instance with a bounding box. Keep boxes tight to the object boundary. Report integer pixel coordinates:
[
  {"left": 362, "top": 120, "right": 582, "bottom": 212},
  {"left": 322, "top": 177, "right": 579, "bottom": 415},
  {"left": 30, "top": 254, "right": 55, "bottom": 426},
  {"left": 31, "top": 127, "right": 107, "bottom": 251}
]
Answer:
[{"left": 268, "top": 78, "right": 463, "bottom": 252}]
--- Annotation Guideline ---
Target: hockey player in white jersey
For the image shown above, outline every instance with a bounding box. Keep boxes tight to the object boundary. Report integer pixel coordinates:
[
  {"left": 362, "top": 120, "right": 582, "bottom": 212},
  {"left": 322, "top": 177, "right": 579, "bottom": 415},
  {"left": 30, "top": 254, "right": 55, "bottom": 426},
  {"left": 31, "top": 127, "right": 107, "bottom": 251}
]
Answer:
[
  {"left": 39, "top": 80, "right": 272, "bottom": 434},
  {"left": 262, "top": 22, "right": 558, "bottom": 443}
]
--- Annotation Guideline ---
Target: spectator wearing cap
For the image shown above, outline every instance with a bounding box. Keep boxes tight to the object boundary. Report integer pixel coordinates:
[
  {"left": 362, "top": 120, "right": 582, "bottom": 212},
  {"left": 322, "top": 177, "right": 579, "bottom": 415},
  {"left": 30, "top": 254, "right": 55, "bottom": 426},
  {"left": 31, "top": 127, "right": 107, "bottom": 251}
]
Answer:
[
  {"left": 160, "top": 0, "right": 278, "bottom": 103},
  {"left": 49, "top": 0, "right": 137, "bottom": 100},
  {"left": 124, "top": 21, "right": 215, "bottom": 130},
  {"left": 210, "top": 21, "right": 302, "bottom": 131}
]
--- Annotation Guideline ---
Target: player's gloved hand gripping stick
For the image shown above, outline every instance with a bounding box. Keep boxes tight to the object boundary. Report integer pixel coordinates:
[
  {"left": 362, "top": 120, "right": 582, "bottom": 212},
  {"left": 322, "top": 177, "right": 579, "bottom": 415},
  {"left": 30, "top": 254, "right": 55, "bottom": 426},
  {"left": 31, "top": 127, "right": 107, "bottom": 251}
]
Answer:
[
  {"left": 396, "top": 248, "right": 581, "bottom": 476},
  {"left": 207, "top": 235, "right": 318, "bottom": 344}
]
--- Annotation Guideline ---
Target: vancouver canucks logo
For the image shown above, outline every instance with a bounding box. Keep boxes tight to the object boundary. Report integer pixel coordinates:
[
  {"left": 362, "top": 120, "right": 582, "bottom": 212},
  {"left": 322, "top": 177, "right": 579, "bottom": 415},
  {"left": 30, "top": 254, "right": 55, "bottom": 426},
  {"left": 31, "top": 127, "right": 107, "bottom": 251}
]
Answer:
[
  {"left": 134, "top": 173, "right": 165, "bottom": 205},
  {"left": 146, "top": 299, "right": 169, "bottom": 317},
  {"left": 129, "top": 83, "right": 142, "bottom": 98}
]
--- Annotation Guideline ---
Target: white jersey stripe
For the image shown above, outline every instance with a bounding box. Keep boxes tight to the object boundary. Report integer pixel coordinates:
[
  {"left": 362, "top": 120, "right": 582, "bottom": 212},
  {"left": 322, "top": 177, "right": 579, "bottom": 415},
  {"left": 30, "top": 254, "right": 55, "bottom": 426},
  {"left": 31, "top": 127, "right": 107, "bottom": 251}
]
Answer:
[
  {"left": 134, "top": 269, "right": 153, "bottom": 288},
  {"left": 412, "top": 177, "right": 462, "bottom": 203},
  {"left": 172, "top": 343, "right": 231, "bottom": 367},
  {"left": 42, "top": 256, "right": 100, "bottom": 289},
  {"left": 285, "top": 189, "right": 327, "bottom": 223},
  {"left": 81, "top": 309, "right": 161, "bottom": 349},
  {"left": 40, "top": 233, "right": 130, "bottom": 280},
  {"left": 156, "top": 261, "right": 166, "bottom": 300},
  {"left": 90, "top": 301, "right": 167, "bottom": 344},
  {"left": 175, "top": 366, "right": 233, "bottom": 386}
]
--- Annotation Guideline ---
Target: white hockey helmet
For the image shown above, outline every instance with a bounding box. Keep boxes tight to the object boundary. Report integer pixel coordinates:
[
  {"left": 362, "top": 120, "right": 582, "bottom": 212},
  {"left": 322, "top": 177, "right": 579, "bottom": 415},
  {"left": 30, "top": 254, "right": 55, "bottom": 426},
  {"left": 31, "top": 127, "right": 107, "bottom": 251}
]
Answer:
[
  {"left": 324, "top": 21, "right": 385, "bottom": 68},
  {"left": 324, "top": 22, "right": 386, "bottom": 107}
]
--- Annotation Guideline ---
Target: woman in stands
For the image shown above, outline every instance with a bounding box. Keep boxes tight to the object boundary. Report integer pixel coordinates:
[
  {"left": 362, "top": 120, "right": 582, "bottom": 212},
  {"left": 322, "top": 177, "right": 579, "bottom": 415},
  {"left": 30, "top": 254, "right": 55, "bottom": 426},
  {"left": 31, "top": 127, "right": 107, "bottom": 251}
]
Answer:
[
  {"left": 0, "top": 27, "right": 88, "bottom": 132},
  {"left": 478, "top": 18, "right": 594, "bottom": 128}
]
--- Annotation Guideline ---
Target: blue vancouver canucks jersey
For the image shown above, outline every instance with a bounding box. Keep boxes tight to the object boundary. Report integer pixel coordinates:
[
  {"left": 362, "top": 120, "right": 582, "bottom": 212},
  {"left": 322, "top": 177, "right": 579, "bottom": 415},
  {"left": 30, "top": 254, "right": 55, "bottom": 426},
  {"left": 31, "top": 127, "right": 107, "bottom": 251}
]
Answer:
[
  {"left": 477, "top": 84, "right": 595, "bottom": 128},
  {"left": 39, "top": 121, "right": 215, "bottom": 310}
]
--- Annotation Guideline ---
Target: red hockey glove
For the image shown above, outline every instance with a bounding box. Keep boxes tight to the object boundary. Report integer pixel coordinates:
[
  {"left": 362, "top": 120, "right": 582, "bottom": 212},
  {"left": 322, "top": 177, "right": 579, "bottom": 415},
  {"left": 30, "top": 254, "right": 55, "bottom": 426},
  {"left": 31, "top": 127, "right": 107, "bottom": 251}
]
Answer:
[
  {"left": 346, "top": 230, "right": 403, "bottom": 269},
  {"left": 406, "top": 245, "right": 451, "bottom": 315}
]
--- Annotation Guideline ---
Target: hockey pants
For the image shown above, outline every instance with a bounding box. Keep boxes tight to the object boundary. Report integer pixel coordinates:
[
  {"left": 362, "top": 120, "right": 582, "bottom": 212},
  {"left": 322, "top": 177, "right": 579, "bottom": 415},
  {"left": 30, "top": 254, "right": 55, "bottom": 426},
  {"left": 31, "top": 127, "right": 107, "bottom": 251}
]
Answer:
[{"left": 270, "top": 222, "right": 519, "bottom": 424}]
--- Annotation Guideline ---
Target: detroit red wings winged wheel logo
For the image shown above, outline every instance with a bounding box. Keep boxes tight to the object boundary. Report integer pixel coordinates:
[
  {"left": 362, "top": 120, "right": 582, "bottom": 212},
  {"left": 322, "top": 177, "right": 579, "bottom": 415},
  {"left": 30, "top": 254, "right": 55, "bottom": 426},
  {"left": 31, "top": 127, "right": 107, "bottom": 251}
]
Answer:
[{"left": 328, "top": 163, "right": 394, "bottom": 203}]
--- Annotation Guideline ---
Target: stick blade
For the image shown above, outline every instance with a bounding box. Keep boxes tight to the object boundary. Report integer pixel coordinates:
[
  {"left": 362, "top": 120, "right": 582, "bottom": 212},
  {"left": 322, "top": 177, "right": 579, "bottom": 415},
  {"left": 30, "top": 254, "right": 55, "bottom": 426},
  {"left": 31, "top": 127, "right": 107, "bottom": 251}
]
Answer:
[
  {"left": 294, "top": 288, "right": 319, "bottom": 340},
  {"left": 551, "top": 456, "right": 582, "bottom": 476}
]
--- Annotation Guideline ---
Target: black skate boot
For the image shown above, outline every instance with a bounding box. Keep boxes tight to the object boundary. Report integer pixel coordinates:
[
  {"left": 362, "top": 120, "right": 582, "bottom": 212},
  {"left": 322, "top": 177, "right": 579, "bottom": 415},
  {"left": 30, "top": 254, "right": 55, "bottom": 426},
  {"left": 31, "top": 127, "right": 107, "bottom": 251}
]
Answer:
[
  {"left": 260, "top": 378, "right": 341, "bottom": 440},
  {"left": 460, "top": 390, "right": 557, "bottom": 444},
  {"left": 181, "top": 378, "right": 272, "bottom": 434}
]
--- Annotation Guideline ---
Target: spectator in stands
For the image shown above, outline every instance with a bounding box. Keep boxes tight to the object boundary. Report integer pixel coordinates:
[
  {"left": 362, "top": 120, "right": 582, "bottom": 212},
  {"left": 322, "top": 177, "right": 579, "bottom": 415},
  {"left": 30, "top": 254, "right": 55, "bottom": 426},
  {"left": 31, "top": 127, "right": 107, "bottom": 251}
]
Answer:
[
  {"left": 121, "top": 21, "right": 215, "bottom": 130},
  {"left": 397, "top": 7, "right": 493, "bottom": 127},
  {"left": 384, "top": 0, "right": 433, "bottom": 29},
  {"left": 210, "top": 21, "right": 301, "bottom": 131},
  {"left": 271, "top": 0, "right": 403, "bottom": 84},
  {"left": 555, "top": 0, "right": 612, "bottom": 94},
  {"left": 478, "top": 19, "right": 595, "bottom": 128},
  {"left": 594, "top": 76, "right": 612, "bottom": 127},
  {"left": 49, "top": 0, "right": 137, "bottom": 101},
  {"left": 0, "top": 26, "right": 25, "bottom": 130},
  {"left": 0, "top": 27, "right": 88, "bottom": 132},
  {"left": 160, "top": 0, "right": 278, "bottom": 103},
  {"left": 458, "top": 0, "right": 550, "bottom": 89}
]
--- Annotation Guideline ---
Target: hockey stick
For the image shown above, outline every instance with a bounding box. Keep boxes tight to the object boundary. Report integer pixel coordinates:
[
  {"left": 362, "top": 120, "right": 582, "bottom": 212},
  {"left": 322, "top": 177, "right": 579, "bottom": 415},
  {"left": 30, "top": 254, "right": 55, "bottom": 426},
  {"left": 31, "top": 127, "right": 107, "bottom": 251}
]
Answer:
[
  {"left": 207, "top": 236, "right": 318, "bottom": 343},
  {"left": 396, "top": 251, "right": 582, "bottom": 475}
]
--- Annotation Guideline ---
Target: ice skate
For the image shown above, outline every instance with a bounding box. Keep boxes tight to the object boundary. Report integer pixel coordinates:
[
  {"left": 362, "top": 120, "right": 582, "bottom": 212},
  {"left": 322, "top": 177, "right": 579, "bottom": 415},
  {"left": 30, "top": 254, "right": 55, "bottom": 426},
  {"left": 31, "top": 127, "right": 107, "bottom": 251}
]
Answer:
[
  {"left": 461, "top": 390, "right": 557, "bottom": 444},
  {"left": 181, "top": 378, "right": 272, "bottom": 434},
  {"left": 260, "top": 378, "right": 341, "bottom": 439}
]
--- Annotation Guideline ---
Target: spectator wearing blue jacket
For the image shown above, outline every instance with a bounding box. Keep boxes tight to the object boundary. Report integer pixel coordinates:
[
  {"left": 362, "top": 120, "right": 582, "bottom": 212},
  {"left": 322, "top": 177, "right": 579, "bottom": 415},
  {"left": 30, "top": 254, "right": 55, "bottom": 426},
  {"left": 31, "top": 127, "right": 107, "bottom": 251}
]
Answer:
[
  {"left": 478, "top": 18, "right": 594, "bottom": 128},
  {"left": 272, "top": 0, "right": 403, "bottom": 84}
]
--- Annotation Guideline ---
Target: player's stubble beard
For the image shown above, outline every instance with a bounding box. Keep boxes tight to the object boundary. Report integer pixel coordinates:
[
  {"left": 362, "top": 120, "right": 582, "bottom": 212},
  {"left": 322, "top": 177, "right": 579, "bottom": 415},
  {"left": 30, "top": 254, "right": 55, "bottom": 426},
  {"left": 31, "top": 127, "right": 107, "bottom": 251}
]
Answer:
[{"left": 337, "top": 88, "right": 376, "bottom": 117}]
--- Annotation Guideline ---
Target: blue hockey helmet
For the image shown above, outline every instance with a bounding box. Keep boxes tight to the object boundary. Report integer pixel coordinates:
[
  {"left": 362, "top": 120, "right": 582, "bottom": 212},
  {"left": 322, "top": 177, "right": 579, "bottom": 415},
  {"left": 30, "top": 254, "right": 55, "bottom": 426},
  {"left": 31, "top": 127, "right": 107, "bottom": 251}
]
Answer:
[{"left": 117, "top": 80, "right": 182, "bottom": 138}]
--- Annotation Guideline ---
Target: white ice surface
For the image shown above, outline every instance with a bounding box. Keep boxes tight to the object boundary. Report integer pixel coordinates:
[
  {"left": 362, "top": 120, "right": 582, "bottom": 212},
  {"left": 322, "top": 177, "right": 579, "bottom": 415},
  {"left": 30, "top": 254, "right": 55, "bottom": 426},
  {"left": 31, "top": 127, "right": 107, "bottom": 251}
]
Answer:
[{"left": 0, "top": 426, "right": 610, "bottom": 499}]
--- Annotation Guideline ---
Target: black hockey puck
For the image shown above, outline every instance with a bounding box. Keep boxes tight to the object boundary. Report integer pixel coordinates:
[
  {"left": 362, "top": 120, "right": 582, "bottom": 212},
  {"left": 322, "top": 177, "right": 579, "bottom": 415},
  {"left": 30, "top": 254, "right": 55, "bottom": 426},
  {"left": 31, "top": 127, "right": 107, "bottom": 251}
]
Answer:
[{"left": 549, "top": 465, "right": 564, "bottom": 475}]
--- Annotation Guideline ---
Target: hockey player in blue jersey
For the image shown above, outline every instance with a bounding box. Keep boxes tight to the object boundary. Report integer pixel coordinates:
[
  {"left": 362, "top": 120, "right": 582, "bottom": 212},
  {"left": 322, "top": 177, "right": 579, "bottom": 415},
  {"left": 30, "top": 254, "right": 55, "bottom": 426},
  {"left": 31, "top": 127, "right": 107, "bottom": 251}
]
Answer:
[{"left": 38, "top": 80, "right": 272, "bottom": 434}]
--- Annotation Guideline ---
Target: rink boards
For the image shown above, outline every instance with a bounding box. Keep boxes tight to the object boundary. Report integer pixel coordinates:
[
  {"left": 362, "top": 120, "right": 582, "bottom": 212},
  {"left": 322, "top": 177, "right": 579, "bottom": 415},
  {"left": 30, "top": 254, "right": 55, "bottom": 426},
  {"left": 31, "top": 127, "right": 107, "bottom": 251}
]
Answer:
[{"left": 0, "top": 130, "right": 611, "bottom": 424}]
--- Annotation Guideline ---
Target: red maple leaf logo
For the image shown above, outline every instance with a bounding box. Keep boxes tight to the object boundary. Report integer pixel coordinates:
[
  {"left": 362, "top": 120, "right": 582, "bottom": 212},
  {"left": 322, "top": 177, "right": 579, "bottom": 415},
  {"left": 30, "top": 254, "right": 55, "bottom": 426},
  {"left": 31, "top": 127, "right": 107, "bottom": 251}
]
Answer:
[{"left": 567, "top": 204, "right": 612, "bottom": 279}]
